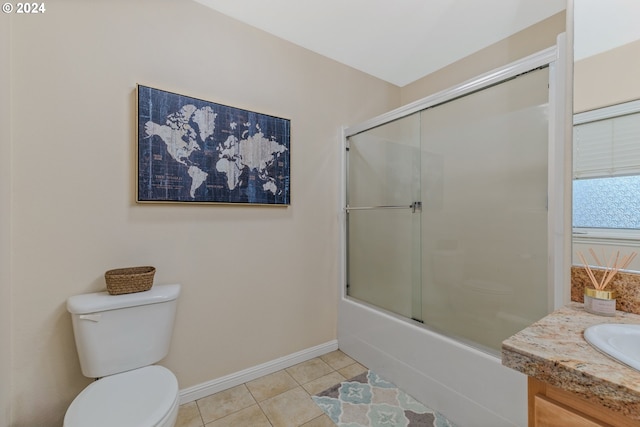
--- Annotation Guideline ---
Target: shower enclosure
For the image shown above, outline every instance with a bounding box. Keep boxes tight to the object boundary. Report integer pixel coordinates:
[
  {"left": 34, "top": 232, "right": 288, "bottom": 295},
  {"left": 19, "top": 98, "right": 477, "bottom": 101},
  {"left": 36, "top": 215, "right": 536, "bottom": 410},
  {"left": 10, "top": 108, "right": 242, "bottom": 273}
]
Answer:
[
  {"left": 344, "top": 47, "right": 567, "bottom": 356},
  {"left": 339, "top": 39, "right": 569, "bottom": 427}
]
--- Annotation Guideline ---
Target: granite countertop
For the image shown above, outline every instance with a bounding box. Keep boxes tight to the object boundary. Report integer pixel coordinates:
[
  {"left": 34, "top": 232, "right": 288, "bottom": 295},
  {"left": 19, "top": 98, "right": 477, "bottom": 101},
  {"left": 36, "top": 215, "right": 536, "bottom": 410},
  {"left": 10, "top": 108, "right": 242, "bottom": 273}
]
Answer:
[{"left": 502, "top": 302, "right": 640, "bottom": 419}]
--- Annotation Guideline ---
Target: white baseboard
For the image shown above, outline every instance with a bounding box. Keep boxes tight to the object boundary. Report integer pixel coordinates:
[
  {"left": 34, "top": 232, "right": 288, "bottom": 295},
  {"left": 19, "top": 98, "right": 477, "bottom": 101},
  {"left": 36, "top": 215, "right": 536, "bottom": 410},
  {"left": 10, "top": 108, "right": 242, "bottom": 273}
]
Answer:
[{"left": 179, "top": 340, "right": 339, "bottom": 404}]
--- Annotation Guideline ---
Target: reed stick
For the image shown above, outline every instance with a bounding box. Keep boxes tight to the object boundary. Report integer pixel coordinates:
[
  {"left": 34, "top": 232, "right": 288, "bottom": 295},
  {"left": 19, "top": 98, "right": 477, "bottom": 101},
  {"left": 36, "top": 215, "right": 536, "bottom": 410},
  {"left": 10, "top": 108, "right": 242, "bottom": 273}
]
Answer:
[
  {"left": 577, "top": 251, "right": 600, "bottom": 289},
  {"left": 577, "top": 249, "right": 637, "bottom": 291},
  {"left": 589, "top": 248, "right": 603, "bottom": 267}
]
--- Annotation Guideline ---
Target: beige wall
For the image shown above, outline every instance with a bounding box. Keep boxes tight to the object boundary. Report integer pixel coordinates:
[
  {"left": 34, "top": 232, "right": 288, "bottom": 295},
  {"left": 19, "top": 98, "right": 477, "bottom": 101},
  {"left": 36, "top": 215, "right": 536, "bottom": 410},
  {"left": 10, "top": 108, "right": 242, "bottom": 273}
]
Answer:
[
  {"left": 7, "top": 1, "right": 399, "bottom": 425},
  {"left": 401, "top": 11, "right": 566, "bottom": 105},
  {"left": 1, "top": 11, "right": 12, "bottom": 427},
  {"left": 574, "top": 39, "right": 640, "bottom": 113}
]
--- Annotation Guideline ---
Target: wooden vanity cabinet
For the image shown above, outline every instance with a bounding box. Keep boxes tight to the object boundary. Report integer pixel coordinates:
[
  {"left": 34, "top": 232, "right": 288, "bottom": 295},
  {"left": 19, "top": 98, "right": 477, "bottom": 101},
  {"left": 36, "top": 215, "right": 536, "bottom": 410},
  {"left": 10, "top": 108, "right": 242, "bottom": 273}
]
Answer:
[{"left": 528, "top": 377, "right": 640, "bottom": 427}]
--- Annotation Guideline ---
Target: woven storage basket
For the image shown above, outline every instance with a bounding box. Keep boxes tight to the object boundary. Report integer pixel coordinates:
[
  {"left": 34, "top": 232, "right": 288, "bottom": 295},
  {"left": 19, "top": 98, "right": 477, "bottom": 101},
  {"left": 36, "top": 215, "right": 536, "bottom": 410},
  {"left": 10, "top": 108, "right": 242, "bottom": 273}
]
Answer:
[{"left": 104, "top": 266, "right": 155, "bottom": 295}]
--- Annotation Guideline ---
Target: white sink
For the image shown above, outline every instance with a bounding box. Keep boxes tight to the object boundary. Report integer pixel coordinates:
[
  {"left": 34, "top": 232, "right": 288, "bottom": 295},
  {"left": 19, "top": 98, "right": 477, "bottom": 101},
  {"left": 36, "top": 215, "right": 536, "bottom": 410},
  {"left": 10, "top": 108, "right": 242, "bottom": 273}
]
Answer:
[{"left": 584, "top": 323, "right": 640, "bottom": 371}]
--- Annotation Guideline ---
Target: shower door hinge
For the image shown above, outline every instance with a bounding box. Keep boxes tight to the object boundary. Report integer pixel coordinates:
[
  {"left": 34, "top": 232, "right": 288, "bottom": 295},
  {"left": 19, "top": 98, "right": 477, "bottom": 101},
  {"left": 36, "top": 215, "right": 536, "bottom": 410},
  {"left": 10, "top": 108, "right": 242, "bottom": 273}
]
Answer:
[
  {"left": 345, "top": 140, "right": 350, "bottom": 151},
  {"left": 411, "top": 201, "right": 422, "bottom": 213}
]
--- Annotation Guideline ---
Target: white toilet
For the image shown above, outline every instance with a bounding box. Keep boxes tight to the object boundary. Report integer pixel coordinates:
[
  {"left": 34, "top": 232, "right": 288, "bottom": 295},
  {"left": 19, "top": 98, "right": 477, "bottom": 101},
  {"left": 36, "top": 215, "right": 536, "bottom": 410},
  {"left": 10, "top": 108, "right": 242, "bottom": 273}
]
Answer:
[{"left": 64, "top": 283, "right": 181, "bottom": 427}]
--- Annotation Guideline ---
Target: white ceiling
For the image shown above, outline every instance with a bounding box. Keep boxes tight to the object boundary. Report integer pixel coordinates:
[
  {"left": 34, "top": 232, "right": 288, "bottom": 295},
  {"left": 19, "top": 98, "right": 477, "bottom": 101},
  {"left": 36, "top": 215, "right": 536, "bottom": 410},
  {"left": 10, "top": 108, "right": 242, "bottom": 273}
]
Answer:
[
  {"left": 195, "top": 0, "right": 565, "bottom": 87},
  {"left": 195, "top": 1, "right": 640, "bottom": 87}
]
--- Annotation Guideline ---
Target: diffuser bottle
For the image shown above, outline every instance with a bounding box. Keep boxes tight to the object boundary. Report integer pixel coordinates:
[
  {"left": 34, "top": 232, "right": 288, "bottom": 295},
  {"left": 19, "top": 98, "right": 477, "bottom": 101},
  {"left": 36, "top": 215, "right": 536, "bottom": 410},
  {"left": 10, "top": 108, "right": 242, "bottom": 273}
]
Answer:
[{"left": 583, "top": 288, "right": 617, "bottom": 317}]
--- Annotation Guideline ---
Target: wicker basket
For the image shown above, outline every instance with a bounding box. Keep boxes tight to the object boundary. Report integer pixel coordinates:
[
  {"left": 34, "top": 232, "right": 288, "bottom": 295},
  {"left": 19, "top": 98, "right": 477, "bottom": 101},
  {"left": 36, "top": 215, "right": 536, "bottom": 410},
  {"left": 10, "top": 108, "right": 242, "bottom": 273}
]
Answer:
[{"left": 104, "top": 266, "right": 155, "bottom": 295}]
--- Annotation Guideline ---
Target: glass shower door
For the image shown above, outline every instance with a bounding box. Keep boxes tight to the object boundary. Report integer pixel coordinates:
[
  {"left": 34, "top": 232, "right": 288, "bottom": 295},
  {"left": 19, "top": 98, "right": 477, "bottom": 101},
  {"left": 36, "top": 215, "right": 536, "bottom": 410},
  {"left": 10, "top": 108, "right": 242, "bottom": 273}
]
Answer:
[
  {"left": 420, "top": 67, "right": 550, "bottom": 351},
  {"left": 346, "top": 114, "right": 422, "bottom": 321}
]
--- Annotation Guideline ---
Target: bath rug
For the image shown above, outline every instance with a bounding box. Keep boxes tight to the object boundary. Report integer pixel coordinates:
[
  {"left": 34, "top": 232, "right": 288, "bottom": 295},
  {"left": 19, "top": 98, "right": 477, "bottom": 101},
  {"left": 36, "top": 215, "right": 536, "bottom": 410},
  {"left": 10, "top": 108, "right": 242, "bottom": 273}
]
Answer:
[{"left": 312, "top": 370, "right": 457, "bottom": 427}]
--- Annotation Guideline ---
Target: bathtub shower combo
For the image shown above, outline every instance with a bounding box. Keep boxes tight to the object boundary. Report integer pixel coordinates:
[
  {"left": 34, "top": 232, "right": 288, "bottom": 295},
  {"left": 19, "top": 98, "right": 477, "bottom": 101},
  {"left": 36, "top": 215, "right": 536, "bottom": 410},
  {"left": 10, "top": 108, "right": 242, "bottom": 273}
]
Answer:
[{"left": 339, "top": 39, "right": 569, "bottom": 427}]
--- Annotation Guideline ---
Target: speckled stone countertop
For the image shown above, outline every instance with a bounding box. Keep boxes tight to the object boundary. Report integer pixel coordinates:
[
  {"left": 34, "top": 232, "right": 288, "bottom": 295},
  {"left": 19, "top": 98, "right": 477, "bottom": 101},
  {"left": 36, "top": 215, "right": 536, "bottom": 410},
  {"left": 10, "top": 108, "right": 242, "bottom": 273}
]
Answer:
[{"left": 502, "top": 302, "right": 640, "bottom": 419}]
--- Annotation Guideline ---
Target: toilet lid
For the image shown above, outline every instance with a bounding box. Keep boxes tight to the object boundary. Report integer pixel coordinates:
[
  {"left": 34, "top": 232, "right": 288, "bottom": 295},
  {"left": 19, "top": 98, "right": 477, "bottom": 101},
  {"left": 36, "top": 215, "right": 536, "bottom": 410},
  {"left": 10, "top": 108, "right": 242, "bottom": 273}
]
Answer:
[{"left": 64, "top": 365, "right": 178, "bottom": 427}]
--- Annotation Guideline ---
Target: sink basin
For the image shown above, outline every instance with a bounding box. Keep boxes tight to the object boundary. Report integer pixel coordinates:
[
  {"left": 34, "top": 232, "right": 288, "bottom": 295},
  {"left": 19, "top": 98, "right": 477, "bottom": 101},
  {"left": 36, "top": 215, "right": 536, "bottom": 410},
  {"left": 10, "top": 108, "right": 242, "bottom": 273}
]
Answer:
[{"left": 584, "top": 323, "right": 640, "bottom": 371}]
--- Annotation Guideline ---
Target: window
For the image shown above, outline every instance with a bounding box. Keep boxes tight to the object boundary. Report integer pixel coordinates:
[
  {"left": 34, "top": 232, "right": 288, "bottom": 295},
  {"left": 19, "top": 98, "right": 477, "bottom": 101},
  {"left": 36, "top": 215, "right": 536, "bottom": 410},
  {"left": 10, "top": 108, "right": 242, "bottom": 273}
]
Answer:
[
  {"left": 573, "top": 175, "right": 640, "bottom": 229},
  {"left": 573, "top": 100, "right": 640, "bottom": 236}
]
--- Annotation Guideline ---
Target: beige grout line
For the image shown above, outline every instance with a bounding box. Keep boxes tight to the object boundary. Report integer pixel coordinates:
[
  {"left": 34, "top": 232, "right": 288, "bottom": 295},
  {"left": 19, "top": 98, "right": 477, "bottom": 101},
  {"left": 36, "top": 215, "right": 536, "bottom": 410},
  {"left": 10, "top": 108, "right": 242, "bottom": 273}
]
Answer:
[{"left": 193, "top": 400, "right": 205, "bottom": 427}]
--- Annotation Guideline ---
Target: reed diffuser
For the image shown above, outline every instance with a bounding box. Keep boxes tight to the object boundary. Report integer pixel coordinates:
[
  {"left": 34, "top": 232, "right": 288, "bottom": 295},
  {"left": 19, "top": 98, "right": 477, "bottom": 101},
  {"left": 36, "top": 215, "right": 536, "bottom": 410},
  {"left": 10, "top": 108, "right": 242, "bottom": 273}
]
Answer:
[{"left": 577, "top": 249, "right": 637, "bottom": 316}]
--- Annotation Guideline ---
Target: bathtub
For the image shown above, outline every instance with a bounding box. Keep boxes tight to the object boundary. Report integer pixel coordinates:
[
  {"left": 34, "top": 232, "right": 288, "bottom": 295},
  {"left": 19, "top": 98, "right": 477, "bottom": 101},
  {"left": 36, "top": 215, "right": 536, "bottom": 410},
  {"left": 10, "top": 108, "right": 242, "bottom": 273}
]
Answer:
[{"left": 337, "top": 297, "right": 528, "bottom": 427}]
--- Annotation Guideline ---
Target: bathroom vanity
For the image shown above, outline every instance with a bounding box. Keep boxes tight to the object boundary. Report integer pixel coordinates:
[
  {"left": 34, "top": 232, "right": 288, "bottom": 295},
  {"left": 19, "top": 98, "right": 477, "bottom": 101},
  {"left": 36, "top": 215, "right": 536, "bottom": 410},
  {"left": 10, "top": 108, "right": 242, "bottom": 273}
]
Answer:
[{"left": 502, "top": 303, "right": 640, "bottom": 427}]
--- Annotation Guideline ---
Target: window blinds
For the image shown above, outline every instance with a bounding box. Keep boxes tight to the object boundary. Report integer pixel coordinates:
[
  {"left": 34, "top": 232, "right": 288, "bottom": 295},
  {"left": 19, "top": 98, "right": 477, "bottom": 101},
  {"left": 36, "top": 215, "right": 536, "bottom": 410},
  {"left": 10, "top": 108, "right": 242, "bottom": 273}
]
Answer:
[{"left": 573, "top": 112, "right": 640, "bottom": 179}]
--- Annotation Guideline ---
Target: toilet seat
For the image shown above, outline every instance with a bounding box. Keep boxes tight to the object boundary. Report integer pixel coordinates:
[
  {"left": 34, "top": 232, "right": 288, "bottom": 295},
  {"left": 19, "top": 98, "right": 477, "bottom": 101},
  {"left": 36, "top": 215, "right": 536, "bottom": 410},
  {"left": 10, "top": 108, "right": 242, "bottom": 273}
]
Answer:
[{"left": 64, "top": 365, "right": 179, "bottom": 427}]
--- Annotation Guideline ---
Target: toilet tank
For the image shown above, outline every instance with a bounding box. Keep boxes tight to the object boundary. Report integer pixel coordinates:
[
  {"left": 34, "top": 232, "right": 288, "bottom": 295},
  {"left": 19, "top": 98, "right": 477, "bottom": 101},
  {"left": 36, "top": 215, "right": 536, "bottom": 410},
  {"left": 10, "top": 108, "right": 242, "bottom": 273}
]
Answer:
[{"left": 67, "top": 284, "right": 181, "bottom": 378}]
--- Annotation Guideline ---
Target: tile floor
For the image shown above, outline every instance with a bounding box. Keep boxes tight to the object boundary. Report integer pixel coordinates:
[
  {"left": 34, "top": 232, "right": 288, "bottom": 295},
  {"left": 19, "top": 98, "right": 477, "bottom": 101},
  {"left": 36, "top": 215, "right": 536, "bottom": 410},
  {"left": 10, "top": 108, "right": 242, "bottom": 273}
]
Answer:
[{"left": 176, "top": 350, "right": 368, "bottom": 427}]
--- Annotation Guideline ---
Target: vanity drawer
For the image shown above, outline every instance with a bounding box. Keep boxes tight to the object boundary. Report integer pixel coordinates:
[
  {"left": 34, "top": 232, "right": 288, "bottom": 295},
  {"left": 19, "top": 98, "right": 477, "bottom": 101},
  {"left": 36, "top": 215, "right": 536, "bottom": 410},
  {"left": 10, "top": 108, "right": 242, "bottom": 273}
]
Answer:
[
  {"left": 528, "top": 377, "right": 640, "bottom": 427},
  {"left": 533, "top": 395, "right": 610, "bottom": 427}
]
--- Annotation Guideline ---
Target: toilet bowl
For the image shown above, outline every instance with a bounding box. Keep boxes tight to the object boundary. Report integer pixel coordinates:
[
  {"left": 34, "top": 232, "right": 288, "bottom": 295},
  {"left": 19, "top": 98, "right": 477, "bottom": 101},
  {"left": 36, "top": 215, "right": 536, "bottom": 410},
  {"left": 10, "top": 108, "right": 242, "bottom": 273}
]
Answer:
[
  {"left": 64, "top": 284, "right": 181, "bottom": 427},
  {"left": 64, "top": 366, "right": 179, "bottom": 427}
]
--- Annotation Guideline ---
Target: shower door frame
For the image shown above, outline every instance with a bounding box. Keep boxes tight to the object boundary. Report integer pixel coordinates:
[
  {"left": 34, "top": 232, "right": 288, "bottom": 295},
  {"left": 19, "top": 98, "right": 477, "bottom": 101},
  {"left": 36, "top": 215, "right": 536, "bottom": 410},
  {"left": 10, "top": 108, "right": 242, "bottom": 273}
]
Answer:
[{"left": 340, "top": 40, "right": 571, "bottom": 327}]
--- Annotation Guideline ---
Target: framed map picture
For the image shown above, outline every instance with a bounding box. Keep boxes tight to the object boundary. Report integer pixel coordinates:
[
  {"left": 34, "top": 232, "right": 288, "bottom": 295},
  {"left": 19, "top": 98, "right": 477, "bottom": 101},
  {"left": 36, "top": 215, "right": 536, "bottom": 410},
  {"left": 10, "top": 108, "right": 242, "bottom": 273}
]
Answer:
[{"left": 137, "top": 85, "right": 290, "bottom": 205}]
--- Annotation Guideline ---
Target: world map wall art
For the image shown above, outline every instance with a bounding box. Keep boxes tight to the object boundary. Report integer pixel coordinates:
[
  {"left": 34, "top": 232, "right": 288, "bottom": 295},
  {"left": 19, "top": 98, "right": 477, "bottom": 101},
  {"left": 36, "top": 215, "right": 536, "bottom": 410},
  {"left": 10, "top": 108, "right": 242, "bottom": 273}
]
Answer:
[{"left": 137, "top": 85, "right": 291, "bottom": 205}]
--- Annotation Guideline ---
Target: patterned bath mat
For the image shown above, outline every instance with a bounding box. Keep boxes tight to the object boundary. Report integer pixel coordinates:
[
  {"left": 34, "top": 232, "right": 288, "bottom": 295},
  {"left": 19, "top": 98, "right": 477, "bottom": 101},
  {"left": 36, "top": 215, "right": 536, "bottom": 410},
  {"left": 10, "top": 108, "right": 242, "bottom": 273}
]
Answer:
[{"left": 312, "top": 370, "right": 457, "bottom": 427}]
